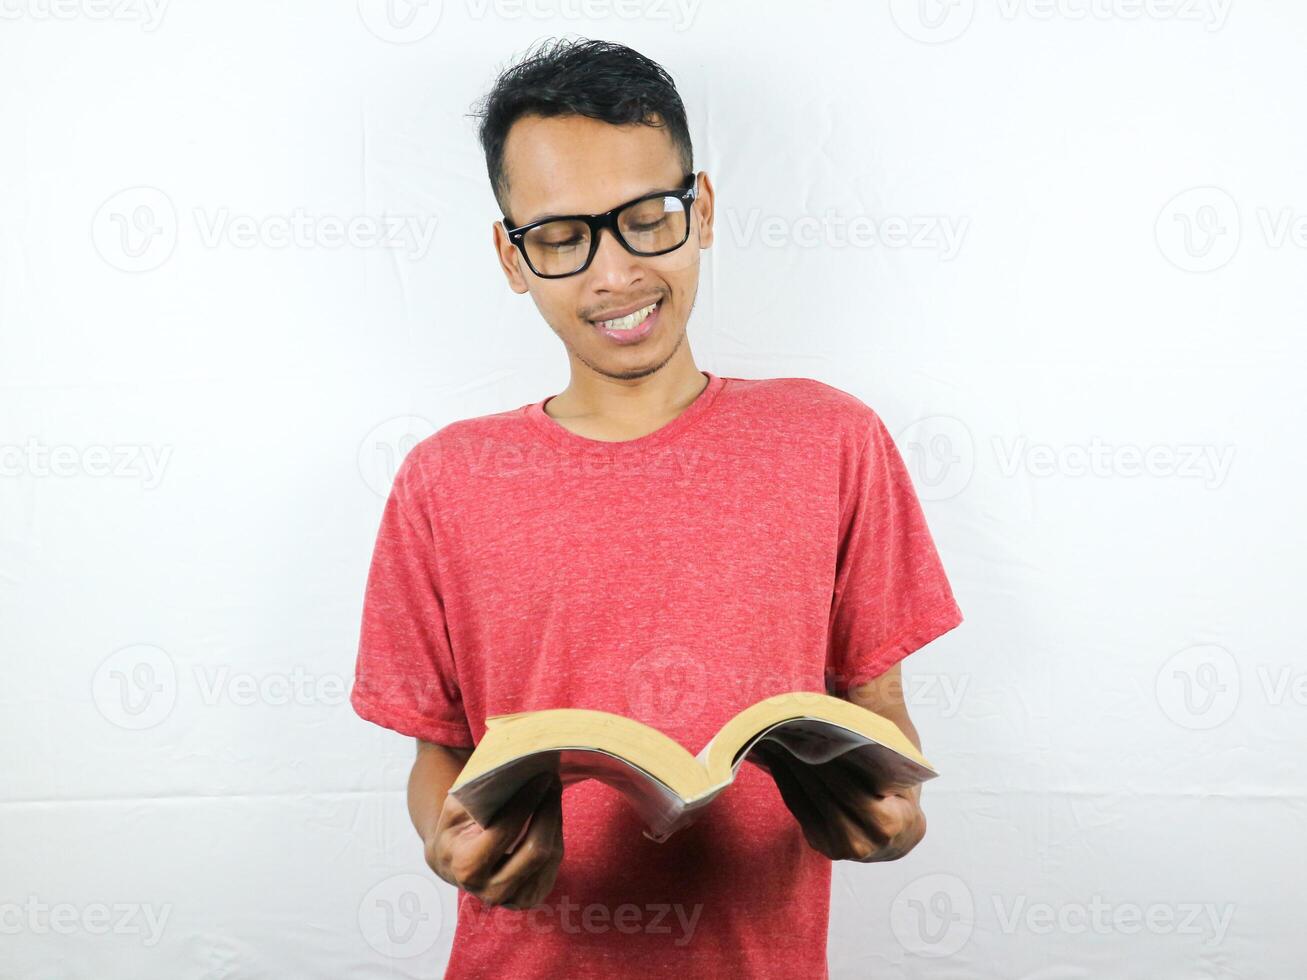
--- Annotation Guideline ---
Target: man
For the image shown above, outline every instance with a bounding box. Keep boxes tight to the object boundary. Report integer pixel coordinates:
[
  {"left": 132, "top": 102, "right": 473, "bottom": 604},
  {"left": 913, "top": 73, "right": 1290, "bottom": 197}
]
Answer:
[{"left": 351, "top": 37, "right": 963, "bottom": 979}]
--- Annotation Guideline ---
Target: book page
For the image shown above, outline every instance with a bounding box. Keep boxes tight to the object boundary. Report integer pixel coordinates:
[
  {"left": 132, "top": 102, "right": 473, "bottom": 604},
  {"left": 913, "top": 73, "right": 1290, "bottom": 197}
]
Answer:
[
  {"left": 750, "top": 719, "right": 873, "bottom": 765},
  {"left": 737, "top": 718, "right": 938, "bottom": 786},
  {"left": 450, "top": 747, "right": 701, "bottom": 841},
  {"left": 693, "top": 733, "right": 715, "bottom": 767}
]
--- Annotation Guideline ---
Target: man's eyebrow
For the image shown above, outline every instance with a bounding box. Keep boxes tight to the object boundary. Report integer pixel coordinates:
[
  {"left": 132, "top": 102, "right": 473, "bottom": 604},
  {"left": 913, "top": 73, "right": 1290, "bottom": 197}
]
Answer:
[{"left": 515, "top": 181, "right": 678, "bottom": 226}]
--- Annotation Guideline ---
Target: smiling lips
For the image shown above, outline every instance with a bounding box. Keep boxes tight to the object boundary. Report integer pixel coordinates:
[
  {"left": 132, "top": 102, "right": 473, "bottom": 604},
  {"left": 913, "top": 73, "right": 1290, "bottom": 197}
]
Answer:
[
  {"left": 590, "top": 300, "right": 661, "bottom": 345},
  {"left": 592, "top": 300, "right": 659, "bottom": 331}
]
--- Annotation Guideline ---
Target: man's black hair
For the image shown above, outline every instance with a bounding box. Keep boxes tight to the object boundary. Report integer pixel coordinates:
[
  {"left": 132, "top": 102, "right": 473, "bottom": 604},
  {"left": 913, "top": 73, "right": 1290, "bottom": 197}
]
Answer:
[{"left": 469, "top": 37, "right": 694, "bottom": 220}]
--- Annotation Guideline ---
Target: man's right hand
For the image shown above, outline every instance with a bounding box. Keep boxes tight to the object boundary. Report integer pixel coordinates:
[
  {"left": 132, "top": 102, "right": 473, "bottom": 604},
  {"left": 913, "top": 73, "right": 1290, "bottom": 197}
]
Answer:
[{"left": 425, "top": 772, "right": 564, "bottom": 910}]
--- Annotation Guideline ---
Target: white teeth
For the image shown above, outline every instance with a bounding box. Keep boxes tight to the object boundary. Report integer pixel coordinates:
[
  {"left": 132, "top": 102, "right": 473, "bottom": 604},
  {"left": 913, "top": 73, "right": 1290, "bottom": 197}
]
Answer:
[{"left": 596, "top": 301, "right": 657, "bottom": 331}]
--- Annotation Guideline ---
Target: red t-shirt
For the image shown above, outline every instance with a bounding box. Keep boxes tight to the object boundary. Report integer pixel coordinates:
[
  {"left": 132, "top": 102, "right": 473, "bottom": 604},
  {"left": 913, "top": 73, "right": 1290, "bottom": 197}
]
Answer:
[{"left": 351, "top": 370, "right": 963, "bottom": 979}]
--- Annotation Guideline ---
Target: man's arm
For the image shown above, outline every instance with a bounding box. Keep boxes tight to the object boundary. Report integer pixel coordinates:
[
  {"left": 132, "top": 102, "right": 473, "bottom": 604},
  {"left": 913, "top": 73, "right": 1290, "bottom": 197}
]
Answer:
[
  {"left": 845, "top": 663, "right": 923, "bottom": 808},
  {"left": 408, "top": 739, "right": 473, "bottom": 845},
  {"left": 846, "top": 664, "right": 919, "bottom": 740}
]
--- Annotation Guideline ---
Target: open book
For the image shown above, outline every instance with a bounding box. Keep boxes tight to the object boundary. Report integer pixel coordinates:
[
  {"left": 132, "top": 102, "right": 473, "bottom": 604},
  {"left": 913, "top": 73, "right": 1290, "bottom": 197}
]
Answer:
[{"left": 448, "top": 691, "right": 938, "bottom": 843}]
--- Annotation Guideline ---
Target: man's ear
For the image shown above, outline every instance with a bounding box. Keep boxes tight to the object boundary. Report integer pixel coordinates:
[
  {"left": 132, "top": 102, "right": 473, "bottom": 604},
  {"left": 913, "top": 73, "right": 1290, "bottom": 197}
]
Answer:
[
  {"left": 693, "top": 171, "right": 715, "bottom": 250},
  {"left": 493, "top": 221, "right": 530, "bottom": 295}
]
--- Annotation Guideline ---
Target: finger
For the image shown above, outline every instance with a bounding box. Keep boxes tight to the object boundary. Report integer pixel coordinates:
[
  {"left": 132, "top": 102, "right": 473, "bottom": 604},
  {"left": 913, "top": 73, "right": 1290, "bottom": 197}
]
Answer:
[
  {"left": 500, "top": 857, "right": 547, "bottom": 910},
  {"left": 787, "top": 756, "right": 865, "bottom": 826},
  {"left": 824, "top": 751, "right": 887, "bottom": 798},
  {"left": 487, "top": 778, "right": 562, "bottom": 887},
  {"left": 502, "top": 855, "right": 562, "bottom": 911},
  {"left": 807, "top": 762, "right": 926, "bottom": 861},
  {"left": 819, "top": 754, "right": 888, "bottom": 811},
  {"left": 504, "top": 809, "right": 535, "bottom": 856},
  {"left": 489, "top": 819, "right": 562, "bottom": 910},
  {"left": 501, "top": 862, "right": 544, "bottom": 910},
  {"left": 758, "top": 747, "right": 836, "bottom": 856},
  {"left": 784, "top": 756, "right": 889, "bottom": 860},
  {"left": 459, "top": 773, "right": 556, "bottom": 882},
  {"left": 481, "top": 779, "right": 563, "bottom": 905},
  {"left": 828, "top": 746, "right": 899, "bottom": 797},
  {"left": 859, "top": 793, "right": 925, "bottom": 861},
  {"left": 839, "top": 754, "right": 920, "bottom": 803}
]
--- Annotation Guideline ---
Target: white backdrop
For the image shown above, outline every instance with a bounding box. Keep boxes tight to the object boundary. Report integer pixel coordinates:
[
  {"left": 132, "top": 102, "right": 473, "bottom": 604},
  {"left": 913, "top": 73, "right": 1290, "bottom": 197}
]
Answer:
[{"left": 2, "top": 2, "right": 1304, "bottom": 977}]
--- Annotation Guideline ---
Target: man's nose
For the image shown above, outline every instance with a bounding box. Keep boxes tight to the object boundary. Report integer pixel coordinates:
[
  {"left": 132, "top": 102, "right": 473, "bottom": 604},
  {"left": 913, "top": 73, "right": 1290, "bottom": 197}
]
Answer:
[{"left": 585, "top": 224, "right": 642, "bottom": 283}]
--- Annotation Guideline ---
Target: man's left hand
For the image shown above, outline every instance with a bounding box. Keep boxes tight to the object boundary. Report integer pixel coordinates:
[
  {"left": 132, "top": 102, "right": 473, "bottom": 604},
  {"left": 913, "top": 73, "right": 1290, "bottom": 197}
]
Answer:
[{"left": 754, "top": 742, "right": 927, "bottom": 863}]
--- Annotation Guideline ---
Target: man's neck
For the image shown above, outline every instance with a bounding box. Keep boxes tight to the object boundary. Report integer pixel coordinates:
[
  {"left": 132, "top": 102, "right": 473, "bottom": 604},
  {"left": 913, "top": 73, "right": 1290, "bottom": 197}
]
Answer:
[{"left": 543, "top": 361, "right": 709, "bottom": 443}]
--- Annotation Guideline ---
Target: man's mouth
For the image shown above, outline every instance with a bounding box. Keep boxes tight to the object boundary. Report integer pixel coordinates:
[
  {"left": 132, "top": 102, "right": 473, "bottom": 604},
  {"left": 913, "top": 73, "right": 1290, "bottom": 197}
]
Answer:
[
  {"left": 590, "top": 300, "right": 659, "bottom": 332},
  {"left": 589, "top": 299, "right": 662, "bottom": 345}
]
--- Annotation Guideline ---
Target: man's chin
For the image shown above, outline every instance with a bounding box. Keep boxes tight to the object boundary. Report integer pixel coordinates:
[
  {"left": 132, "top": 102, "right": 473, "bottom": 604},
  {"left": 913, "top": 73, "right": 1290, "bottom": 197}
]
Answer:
[{"left": 586, "top": 343, "right": 681, "bottom": 382}]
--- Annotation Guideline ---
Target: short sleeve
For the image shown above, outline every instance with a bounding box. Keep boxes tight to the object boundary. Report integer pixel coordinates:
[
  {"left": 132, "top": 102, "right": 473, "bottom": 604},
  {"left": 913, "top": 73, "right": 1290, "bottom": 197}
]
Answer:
[
  {"left": 825, "top": 410, "right": 964, "bottom": 696},
  {"left": 350, "top": 450, "right": 475, "bottom": 748}
]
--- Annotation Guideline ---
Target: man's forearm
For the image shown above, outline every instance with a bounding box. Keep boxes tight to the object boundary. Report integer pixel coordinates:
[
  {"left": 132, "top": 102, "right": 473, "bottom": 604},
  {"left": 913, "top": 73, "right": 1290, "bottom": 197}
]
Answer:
[
  {"left": 846, "top": 664, "right": 923, "bottom": 803},
  {"left": 408, "top": 740, "right": 473, "bottom": 843}
]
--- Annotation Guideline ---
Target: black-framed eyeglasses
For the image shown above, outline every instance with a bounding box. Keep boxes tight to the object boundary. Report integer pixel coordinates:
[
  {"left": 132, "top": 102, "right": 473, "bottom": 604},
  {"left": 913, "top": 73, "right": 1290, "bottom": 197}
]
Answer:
[{"left": 502, "top": 173, "right": 697, "bottom": 279}]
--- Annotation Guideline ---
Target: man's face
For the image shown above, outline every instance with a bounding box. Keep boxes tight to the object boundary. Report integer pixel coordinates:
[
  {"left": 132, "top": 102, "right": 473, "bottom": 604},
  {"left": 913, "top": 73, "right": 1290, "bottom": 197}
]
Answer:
[{"left": 493, "top": 113, "right": 714, "bottom": 381}]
